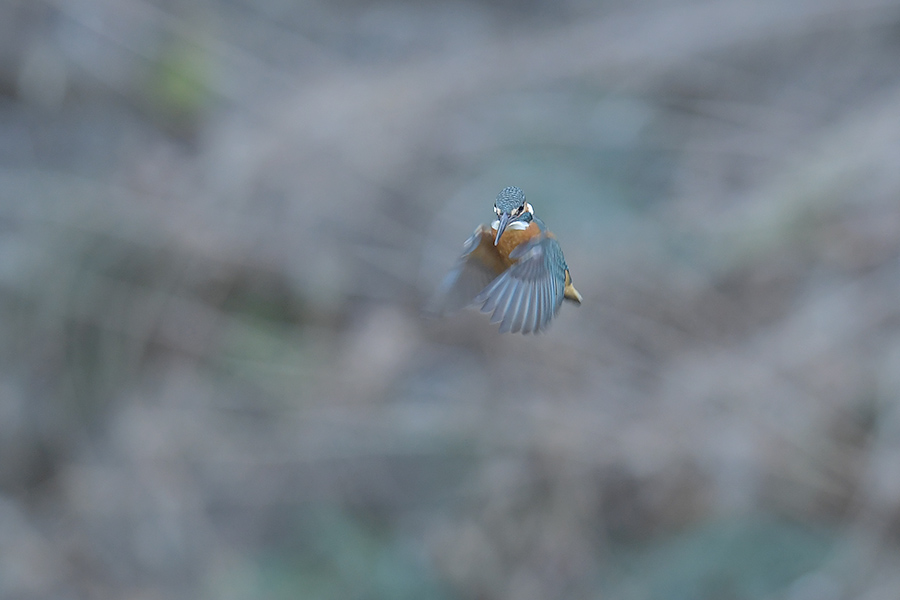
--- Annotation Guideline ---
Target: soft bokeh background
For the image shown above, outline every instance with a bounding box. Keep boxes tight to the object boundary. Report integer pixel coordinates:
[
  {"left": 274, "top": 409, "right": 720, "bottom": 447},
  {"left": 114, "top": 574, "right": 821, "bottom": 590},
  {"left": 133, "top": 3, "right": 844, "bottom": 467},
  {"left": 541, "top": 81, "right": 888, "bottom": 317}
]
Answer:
[{"left": 3, "top": 0, "right": 900, "bottom": 598}]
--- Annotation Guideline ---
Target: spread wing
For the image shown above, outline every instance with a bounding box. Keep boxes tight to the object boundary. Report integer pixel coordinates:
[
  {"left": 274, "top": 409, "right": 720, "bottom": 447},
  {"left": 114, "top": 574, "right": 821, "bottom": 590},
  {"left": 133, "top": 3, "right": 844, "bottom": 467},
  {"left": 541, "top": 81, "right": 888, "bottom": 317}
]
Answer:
[
  {"left": 473, "top": 235, "right": 568, "bottom": 334},
  {"left": 427, "top": 225, "right": 504, "bottom": 315}
]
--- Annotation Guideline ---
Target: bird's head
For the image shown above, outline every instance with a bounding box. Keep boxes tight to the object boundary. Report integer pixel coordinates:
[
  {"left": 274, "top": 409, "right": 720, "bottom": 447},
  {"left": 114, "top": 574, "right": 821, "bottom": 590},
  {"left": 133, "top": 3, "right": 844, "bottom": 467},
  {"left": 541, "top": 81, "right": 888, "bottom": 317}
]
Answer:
[{"left": 493, "top": 186, "right": 534, "bottom": 245}]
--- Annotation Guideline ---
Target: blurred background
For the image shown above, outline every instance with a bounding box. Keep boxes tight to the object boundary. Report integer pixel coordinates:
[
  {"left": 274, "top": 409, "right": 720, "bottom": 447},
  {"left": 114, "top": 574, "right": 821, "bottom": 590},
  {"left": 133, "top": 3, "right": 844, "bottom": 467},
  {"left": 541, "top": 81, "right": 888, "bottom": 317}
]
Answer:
[{"left": 2, "top": 0, "right": 900, "bottom": 598}]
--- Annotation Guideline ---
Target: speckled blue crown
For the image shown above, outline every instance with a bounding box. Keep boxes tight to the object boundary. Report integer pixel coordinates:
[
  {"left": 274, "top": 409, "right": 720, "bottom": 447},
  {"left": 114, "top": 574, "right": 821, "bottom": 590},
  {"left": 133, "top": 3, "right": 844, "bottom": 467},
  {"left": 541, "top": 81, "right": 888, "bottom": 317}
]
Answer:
[{"left": 495, "top": 186, "right": 526, "bottom": 213}]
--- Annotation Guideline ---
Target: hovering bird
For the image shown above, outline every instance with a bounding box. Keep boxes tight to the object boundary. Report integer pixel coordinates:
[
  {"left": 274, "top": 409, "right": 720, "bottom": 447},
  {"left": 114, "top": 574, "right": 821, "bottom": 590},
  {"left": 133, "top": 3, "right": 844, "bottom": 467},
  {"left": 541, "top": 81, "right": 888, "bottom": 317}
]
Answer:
[{"left": 431, "top": 186, "right": 582, "bottom": 333}]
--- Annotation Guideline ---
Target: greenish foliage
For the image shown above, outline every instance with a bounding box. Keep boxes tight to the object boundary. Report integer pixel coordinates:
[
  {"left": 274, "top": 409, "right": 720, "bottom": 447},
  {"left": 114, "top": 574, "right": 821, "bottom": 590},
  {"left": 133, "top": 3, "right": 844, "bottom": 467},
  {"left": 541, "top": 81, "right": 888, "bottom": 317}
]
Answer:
[
  {"left": 146, "top": 36, "right": 212, "bottom": 134},
  {"left": 212, "top": 506, "right": 453, "bottom": 600},
  {"left": 602, "top": 514, "right": 835, "bottom": 600}
]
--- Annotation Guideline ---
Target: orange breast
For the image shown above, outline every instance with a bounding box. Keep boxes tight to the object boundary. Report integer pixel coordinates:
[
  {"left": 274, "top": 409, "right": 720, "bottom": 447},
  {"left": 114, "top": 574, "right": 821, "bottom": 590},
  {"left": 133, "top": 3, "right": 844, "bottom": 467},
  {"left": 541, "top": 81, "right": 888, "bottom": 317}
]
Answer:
[{"left": 492, "top": 221, "right": 541, "bottom": 269}]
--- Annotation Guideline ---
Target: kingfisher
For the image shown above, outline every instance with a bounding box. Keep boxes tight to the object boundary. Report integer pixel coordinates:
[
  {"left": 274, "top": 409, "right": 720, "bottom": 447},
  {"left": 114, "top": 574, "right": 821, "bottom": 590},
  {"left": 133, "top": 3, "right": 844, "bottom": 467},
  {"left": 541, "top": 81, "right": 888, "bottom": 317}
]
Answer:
[{"left": 431, "top": 186, "right": 582, "bottom": 334}]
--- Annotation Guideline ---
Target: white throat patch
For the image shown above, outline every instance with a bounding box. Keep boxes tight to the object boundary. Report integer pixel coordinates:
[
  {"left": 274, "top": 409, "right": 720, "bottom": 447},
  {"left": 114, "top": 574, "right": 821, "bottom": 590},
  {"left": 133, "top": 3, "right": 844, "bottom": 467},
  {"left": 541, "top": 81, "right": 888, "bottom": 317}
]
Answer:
[{"left": 491, "top": 220, "right": 529, "bottom": 231}]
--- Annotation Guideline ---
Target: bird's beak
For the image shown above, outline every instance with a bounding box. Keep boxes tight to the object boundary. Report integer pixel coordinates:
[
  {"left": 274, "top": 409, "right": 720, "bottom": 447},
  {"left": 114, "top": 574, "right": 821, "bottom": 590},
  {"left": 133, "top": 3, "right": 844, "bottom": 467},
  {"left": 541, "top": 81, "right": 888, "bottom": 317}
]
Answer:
[{"left": 494, "top": 212, "right": 510, "bottom": 246}]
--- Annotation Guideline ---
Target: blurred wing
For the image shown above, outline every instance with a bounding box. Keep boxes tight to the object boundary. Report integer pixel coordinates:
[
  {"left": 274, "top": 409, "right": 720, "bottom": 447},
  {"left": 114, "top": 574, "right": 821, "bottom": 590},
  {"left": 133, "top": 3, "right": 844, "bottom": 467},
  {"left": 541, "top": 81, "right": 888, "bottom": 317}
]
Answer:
[
  {"left": 474, "top": 235, "right": 568, "bottom": 334},
  {"left": 427, "top": 225, "right": 503, "bottom": 315}
]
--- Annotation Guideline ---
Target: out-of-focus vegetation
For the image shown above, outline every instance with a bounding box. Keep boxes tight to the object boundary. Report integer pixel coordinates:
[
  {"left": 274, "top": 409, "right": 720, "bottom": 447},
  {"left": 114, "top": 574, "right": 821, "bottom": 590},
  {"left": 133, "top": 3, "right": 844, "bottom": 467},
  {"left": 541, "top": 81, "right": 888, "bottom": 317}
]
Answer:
[{"left": 2, "top": 0, "right": 900, "bottom": 598}]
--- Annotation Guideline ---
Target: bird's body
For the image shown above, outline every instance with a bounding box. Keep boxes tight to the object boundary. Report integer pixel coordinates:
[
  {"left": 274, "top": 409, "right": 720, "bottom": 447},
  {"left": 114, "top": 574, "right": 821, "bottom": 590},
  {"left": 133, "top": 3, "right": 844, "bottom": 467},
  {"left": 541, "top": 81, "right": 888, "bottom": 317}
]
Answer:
[
  {"left": 432, "top": 186, "right": 581, "bottom": 334},
  {"left": 491, "top": 219, "right": 541, "bottom": 270}
]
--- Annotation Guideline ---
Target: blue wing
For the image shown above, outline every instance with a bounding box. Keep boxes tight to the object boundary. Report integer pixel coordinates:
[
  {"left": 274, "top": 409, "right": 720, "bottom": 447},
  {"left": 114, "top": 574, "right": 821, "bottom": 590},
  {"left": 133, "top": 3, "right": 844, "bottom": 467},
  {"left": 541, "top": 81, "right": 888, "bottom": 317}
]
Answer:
[
  {"left": 427, "top": 225, "right": 501, "bottom": 315},
  {"left": 473, "top": 235, "right": 568, "bottom": 334}
]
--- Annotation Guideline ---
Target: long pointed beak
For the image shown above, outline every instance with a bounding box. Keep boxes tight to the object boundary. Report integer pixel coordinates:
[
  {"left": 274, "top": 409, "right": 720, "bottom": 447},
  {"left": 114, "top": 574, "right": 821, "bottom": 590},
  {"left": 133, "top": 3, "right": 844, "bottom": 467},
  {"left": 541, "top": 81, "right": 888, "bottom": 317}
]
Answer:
[{"left": 494, "top": 213, "right": 510, "bottom": 246}]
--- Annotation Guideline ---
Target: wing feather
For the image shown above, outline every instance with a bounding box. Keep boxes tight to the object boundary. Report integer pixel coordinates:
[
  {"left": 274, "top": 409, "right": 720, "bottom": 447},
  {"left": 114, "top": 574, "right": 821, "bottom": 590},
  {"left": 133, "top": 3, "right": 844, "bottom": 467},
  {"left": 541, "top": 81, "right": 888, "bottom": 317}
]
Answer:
[
  {"left": 489, "top": 285, "right": 512, "bottom": 324},
  {"left": 510, "top": 287, "right": 530, "bottom": 333},
  {"left": 474, "top": 235, "right": 569, "bottom": 333},
  {"left": 427, "top": 226, "right": 503, "bottom": 315}
]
